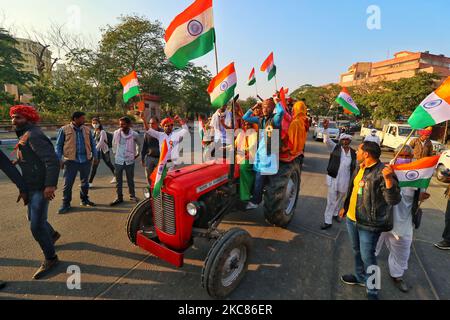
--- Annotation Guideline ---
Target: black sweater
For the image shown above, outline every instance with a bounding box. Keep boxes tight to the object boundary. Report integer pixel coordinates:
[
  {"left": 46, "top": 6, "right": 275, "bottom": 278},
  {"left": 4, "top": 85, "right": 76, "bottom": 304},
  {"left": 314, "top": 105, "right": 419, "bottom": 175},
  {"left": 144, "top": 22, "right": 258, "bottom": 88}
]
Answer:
[{"left": 0, "top": 149, "right": 27, "bottom": 192}]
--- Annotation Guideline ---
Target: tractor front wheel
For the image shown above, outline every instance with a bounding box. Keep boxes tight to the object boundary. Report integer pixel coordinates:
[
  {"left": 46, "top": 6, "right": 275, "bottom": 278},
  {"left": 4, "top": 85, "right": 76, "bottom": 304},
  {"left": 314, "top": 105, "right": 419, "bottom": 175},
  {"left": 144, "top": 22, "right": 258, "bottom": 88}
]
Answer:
[
  {"left": 126, "top": 198, "right": 155, "bottom": 245},
  {"left": 263, "top": 159, "right": 302, "bottom": 228},
  {"left": 202, "top": 228, "right": 252, "bottom": 299}
]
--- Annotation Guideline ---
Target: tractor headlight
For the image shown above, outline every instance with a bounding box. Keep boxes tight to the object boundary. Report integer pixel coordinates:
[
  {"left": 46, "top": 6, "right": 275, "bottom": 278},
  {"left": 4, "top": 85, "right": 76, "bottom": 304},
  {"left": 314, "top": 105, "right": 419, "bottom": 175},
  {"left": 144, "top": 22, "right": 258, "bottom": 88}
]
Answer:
[{"left": 186, "top": 202, "right": 199, "bottom": 217}]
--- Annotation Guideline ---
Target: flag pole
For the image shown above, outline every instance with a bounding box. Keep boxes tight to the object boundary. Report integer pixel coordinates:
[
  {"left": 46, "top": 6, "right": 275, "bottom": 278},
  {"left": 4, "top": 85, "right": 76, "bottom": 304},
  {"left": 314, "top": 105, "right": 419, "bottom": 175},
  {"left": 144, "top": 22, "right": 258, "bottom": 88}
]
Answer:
[
  {"left": 214, "top": 35, "right": 220, "bottom": 76},
  {"left": 392, "top": 129, "right": 416, "bottom": 164},
  {"left": 274, "top": 74, "right": 278, "bottom": 92},
  {"left": 255, "top": 81, "right": 259, "bottom": 98}
]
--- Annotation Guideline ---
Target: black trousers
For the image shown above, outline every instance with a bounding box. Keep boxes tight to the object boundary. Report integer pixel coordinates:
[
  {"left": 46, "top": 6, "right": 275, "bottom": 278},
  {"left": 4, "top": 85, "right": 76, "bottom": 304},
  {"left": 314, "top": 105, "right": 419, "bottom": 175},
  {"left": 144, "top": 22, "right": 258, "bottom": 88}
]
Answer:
[
  {"left": 115, "top": 163, "right": 135, "bottom": 199},
  {"left": 443, "top": 199, "right": 450, "bottom": 242},
  {"left": 89, "top": 151, "right": 115, "bottom": 183}
]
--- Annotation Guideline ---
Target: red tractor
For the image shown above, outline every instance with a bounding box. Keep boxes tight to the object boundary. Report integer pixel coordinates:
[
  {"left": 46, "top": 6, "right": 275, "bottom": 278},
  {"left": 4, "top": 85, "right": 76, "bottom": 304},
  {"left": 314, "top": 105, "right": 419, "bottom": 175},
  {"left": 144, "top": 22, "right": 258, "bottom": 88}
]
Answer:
[{"left": 126, "top": 157, "right": 302, "bottom": 298}]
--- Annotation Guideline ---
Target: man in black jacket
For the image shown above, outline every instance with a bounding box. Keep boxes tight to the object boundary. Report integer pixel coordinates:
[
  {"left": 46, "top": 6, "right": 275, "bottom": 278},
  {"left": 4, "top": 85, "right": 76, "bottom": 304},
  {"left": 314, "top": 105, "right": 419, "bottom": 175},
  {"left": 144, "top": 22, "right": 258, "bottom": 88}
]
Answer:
[
  {"left": 0, "top": 149, "right": 29, "bottom": 290},
  {"left": 339, "top": 141, "right": 401, "bottom": 300},
  {"left": 141, "top": 117, "right": 161, "bottom": 186},
  {"left": 10, "top": 105, "right": 61, "bottom": 280}
]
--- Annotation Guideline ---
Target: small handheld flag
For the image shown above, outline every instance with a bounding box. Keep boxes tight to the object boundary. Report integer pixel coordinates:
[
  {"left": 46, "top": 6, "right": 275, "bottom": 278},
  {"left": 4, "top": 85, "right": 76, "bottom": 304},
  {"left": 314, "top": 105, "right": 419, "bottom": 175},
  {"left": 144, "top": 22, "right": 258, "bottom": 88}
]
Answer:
[
  {"left": 248, "top": 68, "right": 256, "bottom": 86},
  {"left": 120, "top": 71, "right": 140, "bottom": 103},
  {"left": 336, "top": 87, "right": 361, "bottom": 116},
  {"left": 207, "top": 62, "right": 237, "bottom": 108},
  {"left": 261, "top": 52, "right": 277, "bottom": 81},
  {"left": 393, "top": 156, "right": 440, "bottom": 189}
]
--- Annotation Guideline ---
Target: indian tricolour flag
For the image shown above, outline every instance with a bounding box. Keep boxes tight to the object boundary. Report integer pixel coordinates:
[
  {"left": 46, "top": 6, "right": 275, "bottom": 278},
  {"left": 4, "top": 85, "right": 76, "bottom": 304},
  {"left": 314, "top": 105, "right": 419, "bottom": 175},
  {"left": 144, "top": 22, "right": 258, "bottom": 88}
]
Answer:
[
  {"left": 393, "top": 156, "right": 440, "bottom": 189},
  {"left": 248, "top": 68, "right": 256, "bottom": 86},
  {"left": 120, "top": 71, "right": 140, "bottom": 103},
  {"left": 153, "top": 140, "right": 170, "bottom": 198},
  {"left": 164, "top": 0, "right": 215, "bottom": 69},
  {"left": 207, "top": 62, "right": 237, "bottom": 108},
  {"left": 408, "top": 76, "right": 450, "bottom": 130},
  {"left": 261, "top": 52, "right": 277, "bottom": 81},
  {"left": 336, "top": 87, "right": 361, "bottom": 116}
]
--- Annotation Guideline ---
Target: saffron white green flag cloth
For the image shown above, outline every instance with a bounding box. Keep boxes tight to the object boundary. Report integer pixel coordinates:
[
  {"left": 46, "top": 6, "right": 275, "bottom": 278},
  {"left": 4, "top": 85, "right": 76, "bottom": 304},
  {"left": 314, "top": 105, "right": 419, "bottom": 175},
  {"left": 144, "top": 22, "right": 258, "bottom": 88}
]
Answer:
[
  {"left": 336, "top": 87, "right": 361, "bottom": 116},
  {"left": 164, "top": 0, "right": 215, "bottom": 69},
  {"left": 207, "top": 62, "right": 237, "bottom": 108},
  {"left": 260, "top": 52, "right": 277, "bottom": 81},
  {"left": 153, "top": 140, "right": 170, "bottom": 198},
  {"left": 120, "top": 71, "right": 140, "bottom": 103},
  {"left": 248, "top": 68, "right": 256, "bottom": 86},
  {"left": 408, "top": 76, "right": 450, "bottom": 130},
  {"left": 392, "top": 156, "right": 440, "bottom": 189}
]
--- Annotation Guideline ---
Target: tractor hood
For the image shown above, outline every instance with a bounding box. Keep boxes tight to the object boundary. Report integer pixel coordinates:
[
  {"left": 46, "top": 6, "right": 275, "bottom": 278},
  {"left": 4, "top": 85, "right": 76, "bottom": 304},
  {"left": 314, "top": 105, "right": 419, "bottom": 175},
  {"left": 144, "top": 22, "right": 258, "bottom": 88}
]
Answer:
[{"left": 163, "top": 161, "right": 239, "bottom": 200}]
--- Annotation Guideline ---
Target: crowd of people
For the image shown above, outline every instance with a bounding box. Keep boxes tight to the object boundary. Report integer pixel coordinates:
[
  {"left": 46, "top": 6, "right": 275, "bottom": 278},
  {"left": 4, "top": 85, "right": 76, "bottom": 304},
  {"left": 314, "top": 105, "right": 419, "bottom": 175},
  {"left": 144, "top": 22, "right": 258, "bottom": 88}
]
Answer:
[
  {"left": 320, "top": 119, "right": 449, "bottom": 300},
  {"left": 0, "top": 101, "right": 448, "bottom": 301}
]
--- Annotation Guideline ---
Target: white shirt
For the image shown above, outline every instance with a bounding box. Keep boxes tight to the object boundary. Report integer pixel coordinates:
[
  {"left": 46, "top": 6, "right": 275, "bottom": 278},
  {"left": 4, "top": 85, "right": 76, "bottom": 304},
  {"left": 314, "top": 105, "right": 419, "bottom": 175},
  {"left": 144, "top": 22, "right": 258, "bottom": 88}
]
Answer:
[
  {"left": 210, "top": 110, "right": 233, "bottom": 145},
  {"left": 324, "top": 129, "right": 353, "bottom": 193},
  {"left": 392, "top": 187, "right": 416, "bottom": 239},
  {"left": 365, "top": 135, "right": 381, "bottom": 146},
  {"left": 146, "top": 125, "right": 189, "bottom": 163},
  {"left": 112, "top": 130, "right": 140, "bottom": 165},
  {"left": 96, "top": 130, "right": 109, "bottom": 154}
]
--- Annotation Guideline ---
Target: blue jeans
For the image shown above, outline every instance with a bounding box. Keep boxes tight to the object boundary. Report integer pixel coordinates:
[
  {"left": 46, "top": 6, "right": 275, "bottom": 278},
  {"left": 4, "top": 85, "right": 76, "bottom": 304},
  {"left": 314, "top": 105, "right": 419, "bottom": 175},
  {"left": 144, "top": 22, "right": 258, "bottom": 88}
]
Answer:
[
  {"left": 63, "top": 161, "right": 91, "bottom": 206},
  {"left": 251, "top": 171, "right": 267, "bottom": 205},
  {"left": 346, "top": 218, "right": 381, "bottom": 297},
  {"left": 28, "top": 191, "right": 56, "bottom": 260}
]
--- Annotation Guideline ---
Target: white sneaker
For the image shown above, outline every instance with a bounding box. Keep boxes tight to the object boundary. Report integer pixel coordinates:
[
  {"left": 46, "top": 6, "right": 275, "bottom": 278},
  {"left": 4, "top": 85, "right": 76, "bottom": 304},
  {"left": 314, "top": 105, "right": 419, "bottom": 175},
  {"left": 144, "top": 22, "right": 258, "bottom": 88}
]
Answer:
[
  {"left": 89, "top": 183, "right": 93, "bottom": 188},
  {"left": 110, "top": 178, "right": 117, "bottom": 184},
  {"left": 245, "top": 202, "right": 259, "bottom": 210}
]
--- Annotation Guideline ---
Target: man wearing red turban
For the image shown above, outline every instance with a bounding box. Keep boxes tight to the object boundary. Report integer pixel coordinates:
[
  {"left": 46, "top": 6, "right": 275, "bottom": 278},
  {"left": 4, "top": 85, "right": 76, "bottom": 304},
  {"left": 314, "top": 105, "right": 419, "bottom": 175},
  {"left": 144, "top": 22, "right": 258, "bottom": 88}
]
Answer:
[
  {"left": 10, "top": 105, "right": 61, "bottom": 280},
  {"left": 409, "top": 127, "right": 434, "bottom": 160}
]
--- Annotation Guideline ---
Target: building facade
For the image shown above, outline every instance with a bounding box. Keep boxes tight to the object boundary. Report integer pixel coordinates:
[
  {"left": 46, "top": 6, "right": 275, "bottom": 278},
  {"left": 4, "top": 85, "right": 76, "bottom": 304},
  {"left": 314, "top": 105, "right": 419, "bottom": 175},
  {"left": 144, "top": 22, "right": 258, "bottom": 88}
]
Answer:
[
  {"left": 340, "top": 51, "right": 450, "bottom": 87},
  {"left": 15, "top": 38, "right": 53, "bottom": 76}
]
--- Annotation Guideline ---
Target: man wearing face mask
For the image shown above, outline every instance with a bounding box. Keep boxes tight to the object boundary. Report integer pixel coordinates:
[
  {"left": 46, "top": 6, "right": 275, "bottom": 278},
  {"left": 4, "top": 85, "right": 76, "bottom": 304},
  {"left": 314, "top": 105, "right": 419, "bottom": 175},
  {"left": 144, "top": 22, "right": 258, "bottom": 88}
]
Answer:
[
  {"left": 364, "top": 129, "right": 381, "bottom": 146},
  {"left": 321, "top": 119, "right": 357, "bottom": 230},
  {"left": 376, "top": 145, "right": 431, "bottom": 293}
]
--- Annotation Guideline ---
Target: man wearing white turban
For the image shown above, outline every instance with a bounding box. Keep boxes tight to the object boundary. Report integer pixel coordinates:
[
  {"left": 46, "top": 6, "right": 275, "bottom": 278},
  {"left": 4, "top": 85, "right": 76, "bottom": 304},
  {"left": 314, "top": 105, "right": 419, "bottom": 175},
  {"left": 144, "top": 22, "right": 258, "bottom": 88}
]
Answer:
[{"left": 321, "top": 120, "right": 357, "bottom": 230}]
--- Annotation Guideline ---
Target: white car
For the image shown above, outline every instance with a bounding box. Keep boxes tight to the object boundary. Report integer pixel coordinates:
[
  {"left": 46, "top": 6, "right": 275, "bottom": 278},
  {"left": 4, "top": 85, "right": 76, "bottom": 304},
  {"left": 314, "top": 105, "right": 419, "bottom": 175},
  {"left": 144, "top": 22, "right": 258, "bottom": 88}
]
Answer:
[
  {"left": 313, "top": 121, "right": 340, "bottom": 141},
  {"left": 436, "top": 150, "right": 450, "bottom": 182}
]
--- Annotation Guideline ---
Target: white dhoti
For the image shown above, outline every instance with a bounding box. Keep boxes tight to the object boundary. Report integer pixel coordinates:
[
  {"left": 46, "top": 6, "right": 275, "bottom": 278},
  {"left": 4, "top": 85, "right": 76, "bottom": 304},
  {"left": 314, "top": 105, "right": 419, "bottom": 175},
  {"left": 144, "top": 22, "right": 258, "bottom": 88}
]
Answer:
[
  {"left": 324, "top": 188, "right": 347, "bottom": 225},
  {"left": 376, "top": 232, "right": 413, "bottom": 278}
]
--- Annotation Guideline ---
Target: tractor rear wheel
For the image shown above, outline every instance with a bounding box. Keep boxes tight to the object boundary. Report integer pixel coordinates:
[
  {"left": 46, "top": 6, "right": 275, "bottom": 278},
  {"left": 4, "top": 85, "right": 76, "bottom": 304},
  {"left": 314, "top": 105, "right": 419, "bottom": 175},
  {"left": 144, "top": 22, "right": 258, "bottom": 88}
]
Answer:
[
  {"left": 126, "top": 198, "right": 155, "bottom": 245},
  {"left": 202, "top": 228, "right": 252, "bottom": 299},
  {"left": 263, "top": 159, "right": 302, "bottom": 228}
]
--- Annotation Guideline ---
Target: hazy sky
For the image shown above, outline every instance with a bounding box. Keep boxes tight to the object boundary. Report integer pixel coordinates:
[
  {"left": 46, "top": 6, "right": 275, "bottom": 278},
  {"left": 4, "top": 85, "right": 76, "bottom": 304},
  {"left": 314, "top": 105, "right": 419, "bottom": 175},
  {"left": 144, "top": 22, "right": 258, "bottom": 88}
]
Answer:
[{"left": 1, "top": 0, "right": 450, "bottom": 99}]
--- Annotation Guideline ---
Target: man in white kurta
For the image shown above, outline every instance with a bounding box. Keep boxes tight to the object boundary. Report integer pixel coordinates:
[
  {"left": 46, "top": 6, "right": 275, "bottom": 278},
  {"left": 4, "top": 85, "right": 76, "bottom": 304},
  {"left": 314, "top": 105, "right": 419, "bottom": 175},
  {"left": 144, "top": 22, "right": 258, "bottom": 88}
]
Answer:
[
  {"left": 364, "top": 129, "right": 381, "bottom": 146},
  {"left": 322, "top": 126, "right": 354, "bottom": 230},
  {"left": 145, "top": 116, "right": 189, "bottom": 166},
  {"left": 375, "top": 145, "right": 430, "bottom": 293}
]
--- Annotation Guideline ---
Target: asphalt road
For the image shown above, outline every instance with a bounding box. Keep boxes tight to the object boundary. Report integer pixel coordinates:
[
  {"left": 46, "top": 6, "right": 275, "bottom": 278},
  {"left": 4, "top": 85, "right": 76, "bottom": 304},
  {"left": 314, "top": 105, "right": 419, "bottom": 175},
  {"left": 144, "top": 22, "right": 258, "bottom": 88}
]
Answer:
[{"left": 0, "top": 133, "right": 449, "bottom": 300}]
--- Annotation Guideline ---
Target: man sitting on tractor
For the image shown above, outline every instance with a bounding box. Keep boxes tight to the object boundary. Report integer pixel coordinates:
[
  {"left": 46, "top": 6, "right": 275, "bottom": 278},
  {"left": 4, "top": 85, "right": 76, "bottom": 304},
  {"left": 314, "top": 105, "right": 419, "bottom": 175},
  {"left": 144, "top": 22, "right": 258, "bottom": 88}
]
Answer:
[
  {"left": 243, "top": 98, "right": 285, "bottom": 210},
  {"left": 141, "top": 114, "right": 189, "bottom": 168}
]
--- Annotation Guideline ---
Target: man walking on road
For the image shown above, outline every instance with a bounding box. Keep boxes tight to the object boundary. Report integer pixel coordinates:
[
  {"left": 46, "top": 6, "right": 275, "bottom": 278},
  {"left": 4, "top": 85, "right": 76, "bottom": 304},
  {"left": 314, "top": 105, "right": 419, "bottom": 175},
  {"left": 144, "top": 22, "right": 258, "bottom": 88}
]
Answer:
[
  {"left": 340, "top": 141, "right": 401, "bottom": 300},
  {"left": 0, "top": 148, "right": 29, "bottom": 289},
  {"left": 10, "top": 105, "right": 61, "bottom": 279},
  {"left": 321, "top": 119, "right": 356, "bottom": 230},
  {"left": 56, "top": 112, "right": 98, "bottom": 214},
  {"left": 110, "top": 117, "right": 141, "bottom": 206}
]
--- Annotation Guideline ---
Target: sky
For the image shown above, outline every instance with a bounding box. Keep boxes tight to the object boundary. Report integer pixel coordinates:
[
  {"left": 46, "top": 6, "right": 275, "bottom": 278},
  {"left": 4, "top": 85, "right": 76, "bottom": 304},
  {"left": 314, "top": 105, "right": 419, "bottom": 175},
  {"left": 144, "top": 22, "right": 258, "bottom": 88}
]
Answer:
[{"left": 1, "top": 0, "right": 450, "bottom": 99}]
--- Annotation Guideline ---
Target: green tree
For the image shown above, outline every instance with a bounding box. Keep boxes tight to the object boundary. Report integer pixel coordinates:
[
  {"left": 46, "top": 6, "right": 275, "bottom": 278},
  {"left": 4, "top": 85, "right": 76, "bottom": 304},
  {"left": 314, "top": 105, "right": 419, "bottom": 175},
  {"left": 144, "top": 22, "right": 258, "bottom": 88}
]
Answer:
[{"left": 0, "top": 28, "right": 35, "bottom": 105}]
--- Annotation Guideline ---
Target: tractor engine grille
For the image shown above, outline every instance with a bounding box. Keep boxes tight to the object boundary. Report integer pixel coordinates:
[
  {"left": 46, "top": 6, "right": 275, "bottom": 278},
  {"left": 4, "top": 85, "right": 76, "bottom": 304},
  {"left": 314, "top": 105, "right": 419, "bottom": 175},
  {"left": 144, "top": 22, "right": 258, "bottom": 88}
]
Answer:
[{"left": 153, "top": 192, "right": 176, "bottom": 235}]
